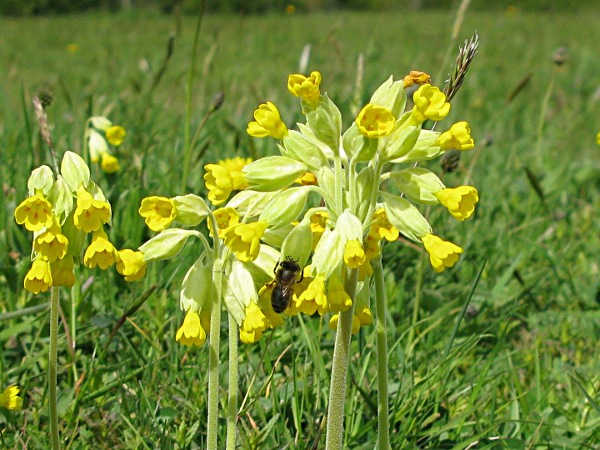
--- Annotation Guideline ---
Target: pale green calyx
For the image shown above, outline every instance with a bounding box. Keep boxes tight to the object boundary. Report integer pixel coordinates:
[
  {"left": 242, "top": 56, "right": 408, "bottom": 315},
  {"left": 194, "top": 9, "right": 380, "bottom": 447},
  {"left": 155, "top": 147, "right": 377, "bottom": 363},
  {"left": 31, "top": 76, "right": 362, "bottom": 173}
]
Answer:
[
  {"left": 224, "top": 261, "right": 257, "bottom": 325},
  {"left": 180, "top": 253, "right": 212, "bottom": 312},
  {"left": 280, "top": 218, "right": 313, "bottom": 267},
  {"left": 281, "top": 129, "right": 329, "bottom": 170},
  {"left": 173, "top": 194, "right": 210, "bottom": 226},
  {"left": 379, "top": 192, "right": 432, "bottom": 242},
  {"left": 369, "top": 75, "right": 407, "bottom": 119},
  {"left": 388, "top": 168, "right": 445, "bottom": 205},
  {"left": 139, "top": 228, "right": 200, "bottom": 262},
  {"left": 243, "top": 244, "right": 281, "bottom": 286},
  {"left": 305, "top": 93, "right": 342, "bottom": 156},
  {"left": 89, "top": 116, "right": 112, "bottom": 130},
  {"left": 342, "top": 123, "right": 377, "bottom": 163},
  {"left": 27, "top": 165, "right": 54, "bottom": 196},
  {"left": 243, "top": 156, "right": 307, "bottom": 191},
  {"left": 335, "top": 210, "right": 363, "bottom": 241},
  {"left": 61, "top": 151, "right": 91, "bottom": 192},
  {"left": 356, "top": 166, "right": 376, "bottom": 223},
  {"left": 259, "top": 186, "right": 310, "bottom": 229},
  {"left": 49, "top": 176, "right": 74, "bottom": 221},
  {"left": 311, "top": 227, "right": 344, "bottom": 279},
  {"left": 226, "top": 190, "right": 275, "bottom": 219},
  {"left": 380, "top": 123, "right": 421, "bottom": 162},
  {"left": 391, "top": 129, "right": 443, "bottom": 164}
]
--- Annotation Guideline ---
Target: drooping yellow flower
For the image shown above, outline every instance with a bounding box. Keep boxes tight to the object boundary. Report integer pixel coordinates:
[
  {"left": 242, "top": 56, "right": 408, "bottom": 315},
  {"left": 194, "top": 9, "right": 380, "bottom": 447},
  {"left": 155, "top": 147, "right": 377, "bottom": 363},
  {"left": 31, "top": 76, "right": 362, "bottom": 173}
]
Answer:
[
  {"left": 288, "top": 71, "right": 322, "bottom": 107},
  {"left": 310, "top": 211, "right": 329, "bottom": 249},
  {"left": 434, "top": 186, "right": 479, "bottom": 221},
  {"left": 295, "top": 171, "right": 318, "bottom": 186},
  {"left": 402, "top": 70, "right": 432, "bottom": 88},
  {"left": 116, "top": 249, "right": 147, "bottom": 282},
  {"left": 50, "top": 255, "right": 76, "bottom": 288},
  {"left": 437, "top": 121, "right": 475, "bottom": 150},
  {"left": 344, "top": 239, "right": 366, "bottom": 269},
  {"left": 105, "top": 125, "right": 126, "bottom": 146},
  {"left": 355, "top": 305, "right": 373, "bottom": 326},
  {"left": 327, "top": 274, "right": 352, "bottom": 313},
  {"left": 100, "top": 152, "right": 120, "bottom": 173},
  {"left": 371, "top": 208, "right": 399, "bottom": 242},
  {"left": 0, "top": 385, "right": 23, "bottom": 410},
  {"left": 14, "top": 193, "right": 54, "bottom": 232},
  {"left": 247, "top": 102, "right": 288, "bottom": 140},
  {"left": 138, "top": 196, "right": 177, "bottom": 231},
  {"left": 329, "top": 313, "right": 361, "bottom": 334},
  {"left": 208, "top": 207, "right": 239, "bottom": 238},
  {"left": 84, "top": 229, "right": 116, "bottom": 270},
  {"left": 296, "top": 274, "right": 327, "bottom": 315},
  {"left": 410, "top": 84, "right": 451, "bottom": 124},
  {"left": 363, "top": 230, "right": 381, "bottom": 260},
  {"left": 222, "top": 221, "right": 269, "bottom": 262},
  {"left": 355, "top": 104, "right": 395, "bottom": 138},
  {"left": 73, "top": 188, "right": 111, "bottom": 233},
  {"left": 24, "top": 257, "right": 53, "bottom": 294},
  {"left": 176, "top": 310, "right": 207, "bottom": 347},
  {"left": 33, "top": 217, "right": 68, "bottom": 262},
  {"left": 240, "top": 302, "right": 268, "bottom": 344},
  {"left": 421, "top": 233, "right": 463, "bottom": 273},
  {"left": 217, "top": 157, "right": 252, "bottom": 191},
  {"left": 204, "top": 164, "right": 236, "bottom": 206}
]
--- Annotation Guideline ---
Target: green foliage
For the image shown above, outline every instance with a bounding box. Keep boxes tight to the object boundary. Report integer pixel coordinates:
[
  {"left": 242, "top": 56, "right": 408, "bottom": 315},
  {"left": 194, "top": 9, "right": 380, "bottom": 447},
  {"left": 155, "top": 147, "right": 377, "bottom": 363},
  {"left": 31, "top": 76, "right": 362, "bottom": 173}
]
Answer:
[{"left": 1, "top": 8, "right": 600, "bottom": 448}]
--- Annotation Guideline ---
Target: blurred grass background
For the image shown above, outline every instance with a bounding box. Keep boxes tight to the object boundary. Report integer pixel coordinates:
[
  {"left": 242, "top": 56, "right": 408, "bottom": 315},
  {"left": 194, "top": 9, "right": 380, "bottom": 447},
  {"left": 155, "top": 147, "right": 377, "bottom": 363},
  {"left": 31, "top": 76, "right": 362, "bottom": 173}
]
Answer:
[{"left": 1, "top": 6, "right": 600, "bottom": 448}]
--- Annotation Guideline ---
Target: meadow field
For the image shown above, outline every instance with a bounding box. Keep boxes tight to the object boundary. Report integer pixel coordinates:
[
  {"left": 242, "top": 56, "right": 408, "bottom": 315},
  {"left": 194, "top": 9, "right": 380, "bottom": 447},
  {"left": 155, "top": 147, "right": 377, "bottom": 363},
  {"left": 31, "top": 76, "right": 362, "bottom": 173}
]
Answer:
[{"left": 1, "top": 6, "right": 600, "bottom": 449}]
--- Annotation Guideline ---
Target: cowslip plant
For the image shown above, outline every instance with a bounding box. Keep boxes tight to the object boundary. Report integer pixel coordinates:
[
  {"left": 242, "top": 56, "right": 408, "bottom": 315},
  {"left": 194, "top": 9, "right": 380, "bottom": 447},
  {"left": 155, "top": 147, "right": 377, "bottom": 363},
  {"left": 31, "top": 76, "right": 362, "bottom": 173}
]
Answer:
[{"left": 13, "top": 107, "right": 144, "bottom": 449}]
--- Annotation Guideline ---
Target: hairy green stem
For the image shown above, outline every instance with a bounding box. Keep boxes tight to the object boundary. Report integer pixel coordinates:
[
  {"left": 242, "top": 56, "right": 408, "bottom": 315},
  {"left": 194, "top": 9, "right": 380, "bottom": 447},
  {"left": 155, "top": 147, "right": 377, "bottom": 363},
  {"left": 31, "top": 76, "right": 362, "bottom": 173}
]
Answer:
[
  {"left": 207, "top": 260, "right": 223, "bottom": 449},
  {"left": 372, "top": 257, "right": 390, "bottom": 449},
  {"left": 226, "top": 315, "right": 239, "bottom": 449},
  {"left": 325, "top": 268, "right": 359, "bottom": 450},
  {"left": 49, "top": 287, "right": 60, "bottom": 450}
]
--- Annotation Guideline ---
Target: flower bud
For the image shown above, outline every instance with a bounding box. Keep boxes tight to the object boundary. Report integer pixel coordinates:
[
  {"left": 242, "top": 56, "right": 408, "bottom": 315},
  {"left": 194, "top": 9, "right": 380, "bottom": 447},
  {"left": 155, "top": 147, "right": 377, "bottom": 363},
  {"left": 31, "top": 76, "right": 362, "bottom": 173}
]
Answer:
[
  {"left": 259, "top": 187, "right": 310, "bottom": 229},
  {"left": 225, "top": 261, "right": 258, "bottom": 325},
  {"left": 180, "top": 253, "right": 212, "bottom": 313},
  {"left": 342, "top": 123, "right": 377, "bottom": 163},
  {"left": 369, "top": 75, "right": 406, "bottom": 118},
  {"left": 305, "top": 93, "right": 342, "bottom": 155},
  {"left": 173, "top": 194, "right": 210, "bottom": 227},
  {"left": 391, "top": 129, "right": 444, "bottom": 164},
  {"left": 27, "top": 165, "right": 54, "bottom": 196},
  {"left": 139, "top": 228, "right": 200, "bottom": 262},
  {"left": 243, "top": 156, "right": 307, "bottom": 191},
  {"left": 380, "top": 124, "right": 421, "bottom": 162},
  {"left": 281, "top": 129, "right": 329, "bottom": 170},
  {"left": 388, "top": 168, "right": 445, "bottom": 205},
  {"left": 61, "top": 151, "right": 91, "bottom": 192},
  {"left": 380, "top": 192, "right": 431, "bottom": 242},
  {"left": 280, "top": 219, "right": 313, "bottom": 268}
]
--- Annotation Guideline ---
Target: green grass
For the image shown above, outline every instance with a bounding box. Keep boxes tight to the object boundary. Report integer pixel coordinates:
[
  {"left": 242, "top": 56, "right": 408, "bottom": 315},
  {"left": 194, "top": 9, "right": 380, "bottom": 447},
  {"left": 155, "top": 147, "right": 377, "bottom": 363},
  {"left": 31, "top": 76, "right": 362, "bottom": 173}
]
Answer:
[{"left": 1, "top": 7, "right": 600, "bottom": 449}]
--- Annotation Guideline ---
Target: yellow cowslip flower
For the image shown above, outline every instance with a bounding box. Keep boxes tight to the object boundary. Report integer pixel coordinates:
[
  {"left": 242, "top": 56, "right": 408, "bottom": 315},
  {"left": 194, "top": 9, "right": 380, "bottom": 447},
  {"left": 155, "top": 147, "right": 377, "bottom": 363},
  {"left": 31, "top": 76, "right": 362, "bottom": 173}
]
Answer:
[
  {"left": 84, "top": 229, "right": 116, "bottom": 270},
  {"left": 208, "top": 207, "right": 239, "bottom": 238},
  {"left": 105, "top": 125, "right": 126, "bottom": 146},
  {"left": 295, "top": 171, "right": 318, "bottom": 186},
  {"left": 240, "top": 302, "right": 268, "bottom": 344},
  {"left": 247, "top": 102, "right": 288, "bottom": 140},
  {"left": 204, "top": 164, "right": 236, "bottom": 206},
  {"left": 288, "top": 71, "right": 322, "bottom": 107},
  {"left": 355, "top": 104, "right": 395, "bottom": 138},
  {"left": 296, "top": 274, "right": 327, "bottom": 315},
  {"left": 329, "top": 313, "right": 361, "bottom": 334},
  {"left": 222, "top": 221, "right": 269, "bottom": 262},
  {"left": 437, "top": 121, "right": 475, "bottom": 150},
  {"left": 138, "top": 196, "right": 177, "bottom": 231},
  {"left": 363, "top": 231, "right": 381, "bottom": 260},
  {"left": 33, "top": 217, "right": 69, "bottom": 262},
  {"left": 116, "top": 249, "right": 147, "bottom": 282},
  {"left": 434, "top": 186, "right": 479, "bottom": 221},
  {"left": 344, "top": 239, "right": 366, "bottom": 269},
  {"left": 402, "top": 70, "right": 431, "bottom": 88},
  {"left": 73, "top": 188, "right": 111, "bottom": 233},
  {"left": 372, "top": 208, "right": 399, "bottom": 242},
  {"left": 24, "top": 257, "right": 52, "bottom": 294},
  {"left": 66, "top": 43, "right": 79, "bottom": 53},
  {"left": 50, "top": 256, "right": 76, "bottom": 287},
  {"left": 421, "top": 233, "right": 463, "bottom": 273},
  {"left": 176, "top": 310, "right": 207, "bottom": 347},
  {"left": 14, "top": 193, "right": 54, "bottom": 232},
  {"left": 596, "top": 131, "right": 600, "bottom": 145},
  {"left": 410, "top": 84, "right": 451, "bottom": 124},
  {"left": 310, "top": 210, "right": 329, "bottom": 249},
  {"left": 217, "top": 157, "right": 252, "bottom": 190},
  {"left": 357, "top": 258, "right": 373, "bottom": 281},
  {"left": 355, "top": 306, "right": 373, "bottom": 326},
  {"left": 0, "top": 385, "right": 23, "bottom": 410},
  {"left": 327, "top": 275, "right": 352, "bottom": 313},
  {"left": 101, "top": 153, "right": 120, "bottom": 173}
]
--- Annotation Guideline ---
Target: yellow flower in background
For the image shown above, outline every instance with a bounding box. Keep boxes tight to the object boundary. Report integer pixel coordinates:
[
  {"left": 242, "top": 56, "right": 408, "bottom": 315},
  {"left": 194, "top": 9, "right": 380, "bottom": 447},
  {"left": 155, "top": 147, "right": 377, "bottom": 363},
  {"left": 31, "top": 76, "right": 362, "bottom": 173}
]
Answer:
[
  {"left": 421, "top": 233, "right": 463, "bottom": 272},
  {"left": 14, "top": 194, "right": 53, "bottom": 232},
  {"left": 101, "top": 153, "right": 120, "bottom": 173},
  {"left": 410, "top": 84, "right": 451, "bottom": 124},
  {"left": 344, "top": 239, "right": 366, "bottom": 269},
  {"left": 105, "top": 125, "right": 126, "bottom": 146},
  {"left": 176, "top": 310, "right": 207, "bottom": 347},
  {"left": 138, "top": 196, "right": 177, "bottom": 231},
  {"left": 437, "top": 121, "right": 475, "bottom": 150},
  {"left": 66, "top": 43, "right": 79, "bottom": 53},
  {"left": 355, "top": 104, "right": 395, "bottom": 138},
  {"left": 84, "top": 229, "right": 116, "bottom": 270},
  {"left": 240, "top": 302, "right": 268, "bottom": 344},
  {"left": 73, "top": 188, "right": 111, "bottom": 233},
  {"left": 327, "top": 275, "right": 352, "bottom": 313},
  {"left": 116, "top": 249, "right": 147, "bottom": 282},
  {"left": 297, "top": 274, "right": 327, "bottom": 315},
  {"left": 222, "top": 221, "right": 269, "bottom": 262},
  {"left": 372, "top": 208, "right": 399, "bottom": 242},
  {"left": 0, "top": 385, "right": 23, "bottom": 410},
  {"left": 329, "top": 313, "right": 361, "bottom": 334},
  {"left": 596, "top": 131, "right": 600, "bottom": 145},
  {"left": 24, "top": 257, "right": 53, "bottom": 294},
  {"left": 288, "top": 71, "right": 322, "bottom": 107},
  {"left": 363, "top": 230, "right": 381, "bottom": 260},
  {"left": 50, "top": 256, "right": 76, "bottom": 287},
  {"left": 434, "top": 186, "right": 479, "bottom": 221},
  {"left": 402, "top": 70, "right": 431, "bottom": 88},
  {"left": 34, "top": 217, "right": 69, "bottom": 262},
  {"left": 285, "top": 4, "right": 296, "bottom": 14},
  {"left": 247, "top": 102, "right": 288, "bottom": 140}
]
